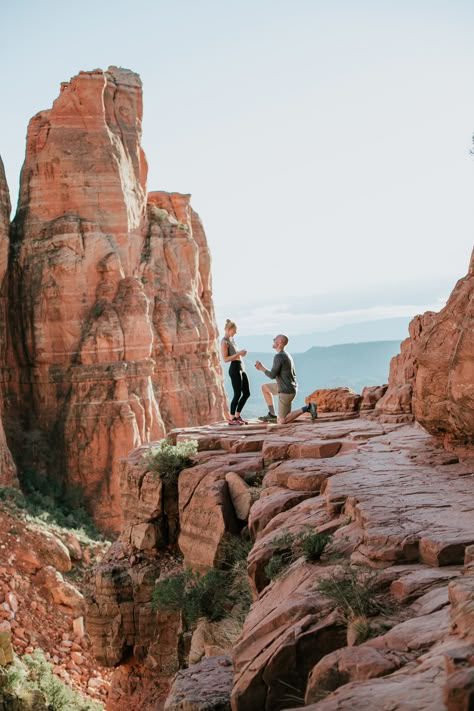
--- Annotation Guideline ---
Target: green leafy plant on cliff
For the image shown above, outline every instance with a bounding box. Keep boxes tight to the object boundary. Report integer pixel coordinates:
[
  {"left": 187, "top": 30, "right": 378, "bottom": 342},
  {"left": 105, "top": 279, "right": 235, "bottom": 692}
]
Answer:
[
  {"left": 0, "top": 479, "right": 102, "bottom": 541},
  {"left": 264, "top": 529, "right": 332, "bottom": 581},
  {"left": 152, "top": 568, "right": 231, "bottom": 625},
  {"left": 3, "top": 649, "right": 103, "bottom": 711},
  {"left": 141, "top": 438, "right": 198, "bottom": 484},
  {"left": 316, "top": 564, "right": 392, "bottom": 622},
  {"left": 12, "top": 466, "right": 103, "bottom": 540},
  {"left": 152, "top": 535, "right": 252, "bottom": 627}
]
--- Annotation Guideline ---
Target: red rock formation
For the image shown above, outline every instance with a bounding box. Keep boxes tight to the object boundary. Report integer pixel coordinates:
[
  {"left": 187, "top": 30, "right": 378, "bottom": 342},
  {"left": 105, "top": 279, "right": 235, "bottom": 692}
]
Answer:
[
  {"left": 307, "top": 387, "right": 362, "bottom": 413},
  {"left": 0, "top": 157, "right": 18, "bottom": 487},
  {"left": 165, "top": 655, "right": 233, "bottom": 710},
  {"left": 0, "top": 156, "right": 10, "bottom": 288},
  {"left": 375, "top": 252, "right": 474, "bottom": 450},
  {"left": 144, "top": 192, "right": 226, "bottom": 428},
  {"left": 359, "top": 384, "right": 388, "bottom": 411},
  {"left": 374, "top": 312, "right": 434, "bottom": 422},
  {"left": 3, "top": 68, "right": 226, "bottom": 531},
  {"left": 413, "top": 250, "right": 474, "bottom": 449},
  {"left": 86, "top": 412, "right": 474, "bottom": 709}
]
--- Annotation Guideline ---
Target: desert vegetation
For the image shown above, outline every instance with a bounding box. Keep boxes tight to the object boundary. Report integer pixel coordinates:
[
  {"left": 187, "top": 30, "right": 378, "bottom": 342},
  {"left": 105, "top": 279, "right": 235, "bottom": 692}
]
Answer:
[{"left": 140, "top": 438, "right": 198, "bottom": 484}]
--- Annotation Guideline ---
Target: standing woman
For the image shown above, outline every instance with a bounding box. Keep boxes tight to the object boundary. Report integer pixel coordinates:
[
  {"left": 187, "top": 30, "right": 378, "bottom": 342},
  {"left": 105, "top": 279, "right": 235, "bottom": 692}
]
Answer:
[{"left": 221, "top": 319, "right": 250, "bottom": 425}]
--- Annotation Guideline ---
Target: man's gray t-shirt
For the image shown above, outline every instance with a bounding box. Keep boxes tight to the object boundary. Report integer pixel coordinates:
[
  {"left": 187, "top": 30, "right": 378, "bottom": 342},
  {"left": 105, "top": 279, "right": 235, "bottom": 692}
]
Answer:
[{"left": 264, "top": 351, "right": 297, "bottom": 394}]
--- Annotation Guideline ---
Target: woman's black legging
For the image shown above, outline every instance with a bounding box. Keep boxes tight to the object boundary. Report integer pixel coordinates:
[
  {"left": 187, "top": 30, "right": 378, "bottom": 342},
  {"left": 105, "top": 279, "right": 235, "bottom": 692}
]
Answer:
[{"left": 229, "top": 361, "right": 250, "bottom": 415}]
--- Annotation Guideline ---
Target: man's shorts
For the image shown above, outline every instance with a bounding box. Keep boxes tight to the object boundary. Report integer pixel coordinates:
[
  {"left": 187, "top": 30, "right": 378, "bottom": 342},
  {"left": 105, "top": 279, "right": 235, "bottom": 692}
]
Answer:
[{"left": 265, "top": 382, "right": 296, "bottom": 419}]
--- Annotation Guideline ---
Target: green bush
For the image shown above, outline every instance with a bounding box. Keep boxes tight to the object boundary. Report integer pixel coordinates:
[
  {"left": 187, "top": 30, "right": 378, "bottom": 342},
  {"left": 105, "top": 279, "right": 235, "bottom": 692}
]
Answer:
[
  {"left": 4, "top": 649, "right": 103, "bottom": 710},
  {"left": 316, "top": 565, "right": 392, "bottom": 622},
  {"left": 2, "top": 469, "right": 103, "bottom": 540},
  {"left": 264, "top": 552, "right": 291, "bottom": 580},
  {"left": 220, "top": 535, "right": 252, "bottom": 570},
  {"left": 301, "top": 531, "right": 331, "bottom": 561},
  {"left": 219, "top": 536, "right": 252, "bottom": 622},
  {"left": 141, "top": 438, "right": 198, "bottom": 484},
  {"left": 0, "top": 487, "right": 27, "bottom": 509},
  {"left": 264, "top": 529, "right": 331, "bottom": 580},
  {"left": 152, "top": 568, "right": 230, "bottom": 625},
  {"left": 152, "top": 535, "right": 252, "bottom": 627}
]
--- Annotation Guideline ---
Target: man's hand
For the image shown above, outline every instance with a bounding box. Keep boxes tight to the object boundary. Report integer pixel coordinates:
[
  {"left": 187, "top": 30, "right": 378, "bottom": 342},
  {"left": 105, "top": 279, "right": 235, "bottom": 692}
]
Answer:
[{"left": 255, "top": 360, "right": 265, "bottom": 372}]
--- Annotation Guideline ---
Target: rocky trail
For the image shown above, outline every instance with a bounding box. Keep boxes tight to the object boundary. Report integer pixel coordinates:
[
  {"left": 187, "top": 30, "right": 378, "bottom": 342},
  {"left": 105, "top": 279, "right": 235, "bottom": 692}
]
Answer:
[{"left": 86, "top": 412, "right": 474, "bottom": 710}]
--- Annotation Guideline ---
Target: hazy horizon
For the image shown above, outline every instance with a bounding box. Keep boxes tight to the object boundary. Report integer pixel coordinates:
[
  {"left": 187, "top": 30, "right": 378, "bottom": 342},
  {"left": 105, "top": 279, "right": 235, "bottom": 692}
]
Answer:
[{"left": 1, "top": 0, "right": 473, "bottom": 334}]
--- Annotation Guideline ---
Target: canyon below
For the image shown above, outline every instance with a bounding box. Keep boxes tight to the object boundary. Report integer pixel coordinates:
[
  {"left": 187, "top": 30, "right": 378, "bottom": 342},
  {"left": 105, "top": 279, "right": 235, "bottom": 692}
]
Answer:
[{"left": 0, "top": 66, "right": 472, "bottom": 711}]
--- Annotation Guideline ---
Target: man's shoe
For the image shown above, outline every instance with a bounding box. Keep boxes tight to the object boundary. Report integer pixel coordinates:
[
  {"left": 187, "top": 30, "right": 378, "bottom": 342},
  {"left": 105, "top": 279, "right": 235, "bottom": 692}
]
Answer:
[
  {"left": 258, "top": 413, "right": 277, "bottom": 422},
  {"left": 309, "top": 402, "right": 318, "bottom": 420}
]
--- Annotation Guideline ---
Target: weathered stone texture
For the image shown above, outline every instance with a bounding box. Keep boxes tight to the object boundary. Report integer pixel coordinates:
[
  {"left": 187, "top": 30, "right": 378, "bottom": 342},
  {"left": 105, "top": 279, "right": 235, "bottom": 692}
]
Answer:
[
  {"left": 2, "top": 68, "right": 226, "bottom": 532},
  {"left": 0, "top": 156, "right": 17, "bottom": 486},
  {"left": 307, "top": 387, "right": 362, "bottom": 413},
  {"left": 144, "top": 192, "right": 227, "bottom": 429},
  {"left": 86, "top": 545, "right": 182, "bottom": 669},
  {"left": 165, "top": 655, "right": 233, "bottom": 710},
  {"left": 375, "top": 250, "right": 474, "bottom": 449}
]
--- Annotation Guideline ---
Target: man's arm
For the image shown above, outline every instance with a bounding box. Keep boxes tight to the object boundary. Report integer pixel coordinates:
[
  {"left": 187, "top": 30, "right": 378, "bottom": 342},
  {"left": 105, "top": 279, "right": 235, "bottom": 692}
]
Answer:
[{"left": 255, "top": 354, "right": 281, "bottom": 379}]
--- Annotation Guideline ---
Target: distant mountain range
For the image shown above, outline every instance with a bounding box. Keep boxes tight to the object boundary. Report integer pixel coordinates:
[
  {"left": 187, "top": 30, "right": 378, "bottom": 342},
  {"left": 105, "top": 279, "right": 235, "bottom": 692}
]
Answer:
[
  {"left": 238, "top": 317, "right": 410, "bottom": 352},
  {"left": 223, "top": 340, "right": 401, "bottom": 419}
]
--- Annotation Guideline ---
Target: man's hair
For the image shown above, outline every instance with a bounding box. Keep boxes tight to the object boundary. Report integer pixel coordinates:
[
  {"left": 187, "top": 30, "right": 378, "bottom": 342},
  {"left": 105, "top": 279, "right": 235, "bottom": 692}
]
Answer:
[{"left": 276, "top": 334, "right": 289, "bottom": 346}]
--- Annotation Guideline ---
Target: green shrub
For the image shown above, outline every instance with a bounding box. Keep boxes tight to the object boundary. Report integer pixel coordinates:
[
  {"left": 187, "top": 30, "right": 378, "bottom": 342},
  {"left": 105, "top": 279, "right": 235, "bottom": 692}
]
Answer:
[
  {"left": 264, "top": 552, "right": 291, "bottom": 580},
  {"left": 141, "top": 438, "right": 198, "bottom": 484},
  {"left": 5, "top": 649, "right": 103, "bottom": 710},
  {"left": 264, "top": 529, "right": 332, "bottom": 580},
  {"left": 301, "top": 531, "right": 331, "bottom": 561},
  {"left": 220, "top": 535, "right": 252, "bottom": 570},
  {"left": 0, "top": 658, "right": 27, "bottom": 691},
  {"left": 316, "top": 565, "right": 392, "bottom": 622},
  {"left": 0, "top": 487, "right": 27, "bottom": 509},
  {"left": 152, "top": 535, "right": 252, "bottom": 627},
  {"left": 4, "top": 468, "right": 103, "bottom": 541},
  {"left": 152, "top": 568, "right": 230, "bottom": 625}
]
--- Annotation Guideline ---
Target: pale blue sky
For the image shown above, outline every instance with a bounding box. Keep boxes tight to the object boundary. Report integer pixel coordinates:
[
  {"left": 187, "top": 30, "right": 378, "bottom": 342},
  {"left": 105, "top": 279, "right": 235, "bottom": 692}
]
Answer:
[{"left": 1, "top": 0, "right": 473, "bottom": 336}]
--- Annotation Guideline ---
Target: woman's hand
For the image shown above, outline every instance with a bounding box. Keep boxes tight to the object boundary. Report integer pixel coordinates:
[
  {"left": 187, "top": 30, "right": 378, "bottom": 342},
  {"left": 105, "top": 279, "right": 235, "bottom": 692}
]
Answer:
[{"left": 239, "top": 349, "right": 248, "bottom": 357}]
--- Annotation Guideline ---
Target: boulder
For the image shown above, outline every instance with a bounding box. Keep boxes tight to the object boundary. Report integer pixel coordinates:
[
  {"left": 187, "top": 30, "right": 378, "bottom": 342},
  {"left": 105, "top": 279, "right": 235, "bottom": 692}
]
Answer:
[
  {"left": 225, "top": 473, "right": 253, "bottom": 521},
  {"left": 231, "top": 561, "right": 346, "bottom": 711},
  {"left": 165, "top": 655, "right": 233, "bottom": 710},
  {"left": 307, "top": 388, "right": 362, "bottom": 413},
  {"left": 359, "top": 384, "right": 388, "bottom": 411},
  {"left": 178, "top": 465, "right": 239, "bottom": 571},
  {"left": 35, "top": 565, "right": 85, "bottom": 616}
]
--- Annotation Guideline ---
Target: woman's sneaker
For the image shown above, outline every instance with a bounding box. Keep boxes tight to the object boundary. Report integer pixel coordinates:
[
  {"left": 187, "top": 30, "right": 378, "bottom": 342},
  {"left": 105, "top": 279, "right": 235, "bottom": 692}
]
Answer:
[
  {"left": 309, "top": 402, "right": 318, "bottom": 420},
  {"left": 228, "top": 418, "right": 243, "bottom": 425},
  {"left": 235, "top": 416, "right": 248, "bottom": 424}
]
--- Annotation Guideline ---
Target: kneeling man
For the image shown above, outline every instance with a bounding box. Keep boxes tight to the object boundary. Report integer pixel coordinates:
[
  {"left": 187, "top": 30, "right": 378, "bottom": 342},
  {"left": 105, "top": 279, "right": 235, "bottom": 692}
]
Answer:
[{"left": 255, "top": 334, "right": 317, "bottom": 424}]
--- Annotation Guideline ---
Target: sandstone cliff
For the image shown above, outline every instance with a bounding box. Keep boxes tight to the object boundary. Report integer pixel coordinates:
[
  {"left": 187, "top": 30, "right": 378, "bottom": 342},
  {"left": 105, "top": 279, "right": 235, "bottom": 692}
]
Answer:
[
  {"left": 375, "top": 249, "right": 474, "bottom": 450},
  {"left": 2, "top": 68, "right": 226, "bottom": 532},
  {"left": 87, "top": 416, "right": 474, "bottom": 710},
  {"left": 0, "top": 156, "right": 18, "bottom": 486}
]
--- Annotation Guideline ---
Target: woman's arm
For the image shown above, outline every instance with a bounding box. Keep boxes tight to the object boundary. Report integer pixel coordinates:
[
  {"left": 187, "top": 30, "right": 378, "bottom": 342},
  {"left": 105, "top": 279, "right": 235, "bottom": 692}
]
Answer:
[{"left": 221, "top": 341, "right": 247, "bottom": 363}]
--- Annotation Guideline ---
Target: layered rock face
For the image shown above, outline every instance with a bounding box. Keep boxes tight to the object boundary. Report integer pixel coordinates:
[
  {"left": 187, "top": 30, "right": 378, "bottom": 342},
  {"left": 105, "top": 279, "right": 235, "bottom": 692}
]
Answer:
[
  {"left": 412, "top": 249, "right": 474, "bottom": 448},
  {"left": 3, "top": 68, "right": 226, "bottom": 531},
  {"left": 144, "top": 192, "right": 226, "bottom": 428},
  {"left": 0, "top": 157, "right": 18, "bottom": 486},
  {"left": 375, "top": 250, "right": 474, "bottom": 449},
  {"left": 88, "top": 416, "right": 474, "bottom": 710}
]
